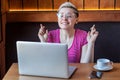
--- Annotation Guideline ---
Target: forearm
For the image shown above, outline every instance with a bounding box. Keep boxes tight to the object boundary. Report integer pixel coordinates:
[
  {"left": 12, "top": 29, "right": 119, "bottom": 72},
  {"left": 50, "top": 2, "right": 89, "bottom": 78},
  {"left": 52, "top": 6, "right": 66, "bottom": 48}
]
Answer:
[
  {"left": 81, "top": 25, "right": 98, "bottom": 63},
  {"left": 80, "top": 42, "right": 94, "bottom": 63},
  {"left": 87, "top": 42, "right": 94, "bottom": 63}
]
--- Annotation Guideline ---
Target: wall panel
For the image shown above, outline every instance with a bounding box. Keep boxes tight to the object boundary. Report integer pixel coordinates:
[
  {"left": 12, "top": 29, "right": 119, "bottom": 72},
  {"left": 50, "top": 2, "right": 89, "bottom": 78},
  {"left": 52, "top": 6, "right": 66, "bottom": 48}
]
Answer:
[
  {"left": 54, "top": 0, "right": 68, "bottom": 9},
  {"left": 6, "top": 0, "right": 120, "bottom": 22},
  {"left": 69, "top": 0, "right": 83, "bottom": 10},
  {"left": 9, "top": 0, "right": 22, "bottom": 10},
  {"left": 84, "top": 0, "right": 98, "bottom": 9},
  {"left": 1, "top": 0, "right": 9, "bottom": 13},
  {"left": 0, "top": 15, "right": 2, "bottom": 42},
  {"left": 8, "top": 0, "right": 120, "bottom": 10},
  {"left": 38, "top": 0, "right": 53, "bottom": 10},
  {"left": 100, "top": 0, "right": 114, "bottom": 9},
  {"left": 23, "top": 0, "right": 38, "bottom": 10},
  {"left": 116, "top": 0, "right": 120, "bottom": 9}
]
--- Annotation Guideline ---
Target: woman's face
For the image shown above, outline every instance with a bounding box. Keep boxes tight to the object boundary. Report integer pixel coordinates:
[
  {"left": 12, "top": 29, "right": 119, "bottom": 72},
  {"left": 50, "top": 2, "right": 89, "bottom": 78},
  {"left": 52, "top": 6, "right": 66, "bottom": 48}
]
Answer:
[{"left": 57, "top": 8, "right": 78, "bottom": 30}]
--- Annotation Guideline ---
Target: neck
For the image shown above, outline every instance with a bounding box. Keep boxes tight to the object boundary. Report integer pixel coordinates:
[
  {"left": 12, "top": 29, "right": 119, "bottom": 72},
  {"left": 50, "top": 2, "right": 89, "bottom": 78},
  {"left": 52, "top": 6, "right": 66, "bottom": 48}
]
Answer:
[
  {"left": 60, "top": 29, "right": 75, "bottom": 45},
  {"left": 60, "top": 29, "right": 75, "bottom": 38}
]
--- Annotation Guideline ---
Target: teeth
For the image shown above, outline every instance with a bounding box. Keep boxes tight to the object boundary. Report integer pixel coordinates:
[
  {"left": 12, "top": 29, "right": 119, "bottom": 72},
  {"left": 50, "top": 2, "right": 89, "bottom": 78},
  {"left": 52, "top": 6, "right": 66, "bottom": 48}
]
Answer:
[{"left": 62, "top": 22, "right": 68, "bottom": 24}]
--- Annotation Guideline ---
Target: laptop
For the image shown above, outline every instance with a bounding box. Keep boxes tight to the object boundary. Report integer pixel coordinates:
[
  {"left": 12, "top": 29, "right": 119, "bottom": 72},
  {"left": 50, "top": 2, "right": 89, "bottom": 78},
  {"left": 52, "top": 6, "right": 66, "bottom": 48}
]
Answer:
[{"left": 16, "top": 41, "right": 77, "bottom": 78}]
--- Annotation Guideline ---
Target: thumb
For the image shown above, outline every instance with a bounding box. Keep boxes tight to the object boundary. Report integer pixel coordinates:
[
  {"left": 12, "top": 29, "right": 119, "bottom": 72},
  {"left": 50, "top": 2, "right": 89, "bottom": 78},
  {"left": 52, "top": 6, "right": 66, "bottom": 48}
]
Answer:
[
  {"left": 44, "top": 30, "right": 48, "bottom": 41},
  {"left": 87, "top": 31, "right": 91, "bottom": 41},
  {"left": 46, "top": 30, "right": 48, "bottom": 34},
  {"left": 87, "top": 31, "right": 91, "bottom": 37}
]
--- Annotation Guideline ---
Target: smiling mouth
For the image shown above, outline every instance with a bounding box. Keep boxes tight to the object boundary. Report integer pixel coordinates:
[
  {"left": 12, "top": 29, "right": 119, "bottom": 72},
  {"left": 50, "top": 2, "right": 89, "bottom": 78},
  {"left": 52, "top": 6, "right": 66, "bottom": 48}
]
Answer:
[{"left": 61, "top": 22, "right": 69, "bottom": 25}]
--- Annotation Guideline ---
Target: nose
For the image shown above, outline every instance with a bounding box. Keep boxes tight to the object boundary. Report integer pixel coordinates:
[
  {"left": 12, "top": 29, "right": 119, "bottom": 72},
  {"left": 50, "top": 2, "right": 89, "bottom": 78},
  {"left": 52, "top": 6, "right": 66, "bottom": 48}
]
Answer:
[{"left": 62, "top": 15, "right": 68, "bottom": 20}]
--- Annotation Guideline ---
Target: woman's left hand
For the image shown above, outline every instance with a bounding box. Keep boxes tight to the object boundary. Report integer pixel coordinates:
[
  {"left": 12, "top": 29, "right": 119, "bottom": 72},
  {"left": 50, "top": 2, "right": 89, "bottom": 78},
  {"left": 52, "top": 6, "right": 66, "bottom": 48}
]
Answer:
[{"left": 87, "top": 24, "right": 99, "bottom": 43}]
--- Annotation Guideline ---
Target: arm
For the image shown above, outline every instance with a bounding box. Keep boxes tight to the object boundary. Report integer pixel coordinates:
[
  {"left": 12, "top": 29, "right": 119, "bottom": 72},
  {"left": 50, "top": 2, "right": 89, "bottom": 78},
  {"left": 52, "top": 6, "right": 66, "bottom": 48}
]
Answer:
[
  {"left": 80, "top": 42, "right": 94, "bottom": 63},
  {"left": 80, "top": 25, "right": 99, "bottom": 63}
]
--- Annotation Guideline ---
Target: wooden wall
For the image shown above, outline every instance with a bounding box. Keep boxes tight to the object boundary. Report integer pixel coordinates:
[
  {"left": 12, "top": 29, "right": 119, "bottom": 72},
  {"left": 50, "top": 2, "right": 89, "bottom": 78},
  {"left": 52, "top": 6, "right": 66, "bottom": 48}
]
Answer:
[
  {"left": 6, "top": 0, "right": 120, "bottom": 22},
  {"left": 0, "top": 0, "right": 7, "bottom": 79},
  {"left": 8, "top": 0, "right": 120, "bottom": 10}
]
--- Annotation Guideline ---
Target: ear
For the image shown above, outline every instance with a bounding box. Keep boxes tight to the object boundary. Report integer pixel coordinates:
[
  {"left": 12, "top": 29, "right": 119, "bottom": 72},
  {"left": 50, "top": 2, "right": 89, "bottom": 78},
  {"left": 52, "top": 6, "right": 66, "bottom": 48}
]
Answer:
[{"left": 76, "top": 18, "right": 79, "bottom": 24}]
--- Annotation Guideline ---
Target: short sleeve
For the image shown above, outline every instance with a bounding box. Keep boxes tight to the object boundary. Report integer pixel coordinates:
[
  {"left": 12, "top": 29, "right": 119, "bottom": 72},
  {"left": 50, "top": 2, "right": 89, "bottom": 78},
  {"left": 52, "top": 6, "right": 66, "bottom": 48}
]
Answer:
[
  {"left": 47, "top": 31, "right": 53, "bottom": 42},
  {"left": 47, "top": 29, "right": 60, "bottom": 43},
  {"left": 75, "top": 29, "right": 88, "bottom": 46},
  {"left": 81, "top": 31, "right": 88, "bottom": 46}
]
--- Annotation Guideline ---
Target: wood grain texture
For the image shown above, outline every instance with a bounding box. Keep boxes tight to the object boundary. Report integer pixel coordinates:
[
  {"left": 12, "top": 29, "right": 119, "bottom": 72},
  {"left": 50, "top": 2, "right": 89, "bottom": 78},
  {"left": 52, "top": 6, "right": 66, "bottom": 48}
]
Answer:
[
  {"left": 7, "top": 11, "right": 120, "bottom": 22},
  {"left": 7, "top": 11, "right": 58, "bottom": 22},
  {"left": 54, "top": 0, "right": 68, "bottom": 9},
  {"left": 0, "top": 14, "right": 6, "bottom": 79},
  {"left": 9, "top": 0, "right": 22, "bottom": 9},
  {"left": 0, "top": 43, "right": 5, "bottom": 79},
  {"left": 116, "top": 0, "right": 120, "bottom": 9},
  {"left": 23, "top": 0, "right": 38, "bottom": 10},
  {"left": 3, "top": 63, "right": 120, "bottom": 80},
  {"left": 8, "top": 0, "right": 120, "bottom": 10},
  {"left": 69, "top": 0, "right": 83, "bottom": 10},
  {"left": 38, "top": 0, "right": 53, "bottom": 9},
  {"left": 100, "top": 0, "right": 114, "bottom": 9},
  {"left": 84, "top": 0, "right": 99, "bottom": 9},
  {"left": 1, "top": 0, "right": 9, "bottom": 13}
]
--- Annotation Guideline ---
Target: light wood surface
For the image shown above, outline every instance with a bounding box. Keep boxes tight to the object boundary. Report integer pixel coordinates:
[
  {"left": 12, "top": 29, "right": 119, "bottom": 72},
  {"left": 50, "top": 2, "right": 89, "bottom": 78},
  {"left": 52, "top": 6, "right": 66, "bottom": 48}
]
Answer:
[{"left": 2, "top": 63, "right": 120, "bottom": 80}]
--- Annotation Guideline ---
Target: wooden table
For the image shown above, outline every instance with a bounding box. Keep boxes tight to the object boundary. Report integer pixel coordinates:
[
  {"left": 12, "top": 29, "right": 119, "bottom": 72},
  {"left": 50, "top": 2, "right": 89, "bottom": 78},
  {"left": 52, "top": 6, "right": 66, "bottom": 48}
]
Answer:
[{"left": 2, "top": 63, "right": 120, "bottom": 80}]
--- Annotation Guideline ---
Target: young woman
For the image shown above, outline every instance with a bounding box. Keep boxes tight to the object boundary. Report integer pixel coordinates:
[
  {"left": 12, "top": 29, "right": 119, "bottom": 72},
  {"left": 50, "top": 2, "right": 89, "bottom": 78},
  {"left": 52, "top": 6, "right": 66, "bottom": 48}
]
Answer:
[{"left": 38, "top": 2, "right": 99, "bottom": 63}]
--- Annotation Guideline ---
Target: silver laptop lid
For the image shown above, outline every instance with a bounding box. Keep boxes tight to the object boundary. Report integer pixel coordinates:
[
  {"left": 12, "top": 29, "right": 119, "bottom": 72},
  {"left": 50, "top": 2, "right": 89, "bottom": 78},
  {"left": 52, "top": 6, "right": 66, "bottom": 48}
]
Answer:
[{"left": 16, "top": 41, "right": 69, "bottom": 78}]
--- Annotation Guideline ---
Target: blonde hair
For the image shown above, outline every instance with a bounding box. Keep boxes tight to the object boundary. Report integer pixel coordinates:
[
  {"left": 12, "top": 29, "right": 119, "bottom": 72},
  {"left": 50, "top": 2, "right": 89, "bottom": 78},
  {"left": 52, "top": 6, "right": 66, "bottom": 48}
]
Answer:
[{"left": 58, "top": 2, "right": 79, "bottom": 17}]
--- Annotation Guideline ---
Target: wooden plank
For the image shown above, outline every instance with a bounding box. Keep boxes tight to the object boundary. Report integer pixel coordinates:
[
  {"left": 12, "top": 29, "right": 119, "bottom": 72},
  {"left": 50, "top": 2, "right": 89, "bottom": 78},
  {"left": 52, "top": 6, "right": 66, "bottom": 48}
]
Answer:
[
  {"left": 9, "top": 0, "right": 22, "bottom": 10},
  {"left": 116, "top": 0, "right": 120, "bottom": 9},
  {"left": 100, "top": 0, "right": 114, "bottom": 10},
  {"left": 84, "top": 0, "right": 99, "bottom": 9},
  {"left": 1, "top": 0, "right": 9, "bottom": 13},
  {"left": 38, "top": 0, "right": 53, "bottom": 10},
  {"left": 7, "top": 11, "right": 58, "bottom": 22},
  {"left": 0, "top": 14, "right": 6, "bottom": 78},
  {"left": 23, "top": 0, "right": 38, "bottom": 10},
  {"left": 0, "top": 42, "right": 5, "bottom": 78},
  {"left": 0, "top": 23, "right": 2, "bottom": 42},
  {"left": 54, "top": 0, "right": 68, "bottom": 10},
  {"left": 2, "top": 13, "right": 6, "bottom": 44},
  {"left": 7, "top": 11, "right": 120, "bottom": 22},
  {"left": 69, "top": 0, "right": 83, "bottom": 10}
]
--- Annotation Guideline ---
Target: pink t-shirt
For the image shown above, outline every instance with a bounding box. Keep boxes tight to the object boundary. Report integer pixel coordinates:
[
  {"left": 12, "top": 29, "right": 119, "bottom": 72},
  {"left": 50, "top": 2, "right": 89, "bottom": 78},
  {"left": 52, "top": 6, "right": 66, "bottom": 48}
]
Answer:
[{"left": 47, "top": 29, "right": 88, "bottom": 63}]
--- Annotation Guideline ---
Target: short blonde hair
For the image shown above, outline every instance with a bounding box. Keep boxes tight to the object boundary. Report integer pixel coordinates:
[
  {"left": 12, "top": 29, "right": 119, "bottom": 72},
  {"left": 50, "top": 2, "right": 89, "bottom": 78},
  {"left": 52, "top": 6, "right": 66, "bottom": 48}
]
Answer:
[{"left": 58, "top": 2, "right": 79, "bottom": 17}]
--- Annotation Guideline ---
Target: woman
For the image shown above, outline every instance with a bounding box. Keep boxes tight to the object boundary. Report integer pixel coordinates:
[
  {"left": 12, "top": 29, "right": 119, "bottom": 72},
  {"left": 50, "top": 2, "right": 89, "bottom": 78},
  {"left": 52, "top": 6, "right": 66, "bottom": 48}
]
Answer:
[{"left": 38, "top": 2, "right": 99, "bottom": 63}]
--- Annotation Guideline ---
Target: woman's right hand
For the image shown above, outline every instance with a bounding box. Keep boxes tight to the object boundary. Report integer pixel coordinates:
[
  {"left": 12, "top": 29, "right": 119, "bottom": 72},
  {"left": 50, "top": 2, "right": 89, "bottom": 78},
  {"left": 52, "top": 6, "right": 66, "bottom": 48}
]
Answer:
[{"left": 38, "top": 24, "right": 48, "bottom": 42}]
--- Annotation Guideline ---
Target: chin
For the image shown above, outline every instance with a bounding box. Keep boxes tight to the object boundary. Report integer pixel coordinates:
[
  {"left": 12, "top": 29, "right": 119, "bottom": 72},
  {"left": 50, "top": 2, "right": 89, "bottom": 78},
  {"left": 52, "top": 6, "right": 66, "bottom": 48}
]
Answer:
[
  {"left": 60, "top": 26, "right": 68, "bottom": 28},
  {"left": 60, "top": 26, "right": 68, "bottom": 29}
]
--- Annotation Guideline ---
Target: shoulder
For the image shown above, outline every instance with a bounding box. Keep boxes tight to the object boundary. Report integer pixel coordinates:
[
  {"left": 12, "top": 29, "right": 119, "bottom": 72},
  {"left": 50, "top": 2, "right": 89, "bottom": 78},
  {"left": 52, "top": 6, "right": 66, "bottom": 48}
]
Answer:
[
  {"left": 75, "top": 29, "right": 87, "bottom": 35},
  {"left": 74, "top": 29, "right": 88, "bottom": 45},
  {"left": 49, "top": 29, "right": 60, "bottom": 34}
]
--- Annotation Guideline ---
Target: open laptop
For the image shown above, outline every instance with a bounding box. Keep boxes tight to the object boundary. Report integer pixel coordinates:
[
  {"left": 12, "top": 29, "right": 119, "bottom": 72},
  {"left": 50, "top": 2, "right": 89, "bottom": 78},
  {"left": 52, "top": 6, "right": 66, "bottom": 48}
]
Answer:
[{"left": 16, "top": 41, "right": 77, "bottom": 78}]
